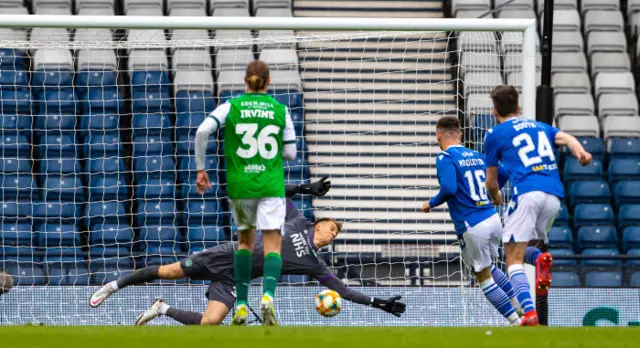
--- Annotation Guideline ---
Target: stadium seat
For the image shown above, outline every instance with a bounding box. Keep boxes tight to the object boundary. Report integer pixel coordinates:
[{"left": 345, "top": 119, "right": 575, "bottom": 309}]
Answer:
[
  {"left": 0, "top": 69, "right": 27, "bottom": 88},
  {"left": 603, "top": 116, "right": 640, "bottom": 141},
  {"left": 87, "top": 175, "right": 128, "bottom": 202},
  {"left": 548, "top": 226, "right": 574, "bottom": 249},
  {"left": 0, "top": 221, "right": 33, "bottom": 246},
  {"left": 87, "top": 157, "right": 126, "bottom": 175},
  {"left": 183, "top": 200, "right": 222, "bottom": 226},
  {"left": 131, "top": 113, "right": 172, "bottom": 137},
  {"left": 623, "top": 227, "right": 640, "bottom": 251},
  {"left": 177, "top": 155, "right": 219, "bottom": 182},
  {"left": 76, "top": 69, "right": 118, "bottom": 94},
  {"left": 176, "top": 134, "right": 217, "bottom": 155},
  {"left": 38, "top": 133, "right": 77, "bottom": 158},
  {"left": 551, "top": 73, "right": 591, "bottom": 94},
  {"left": 42, "top": 175, "right": 84, "bottom": 201},
  {"left": 554, "top": 93, "right": 595, "bottom": 117},
  {"left": 35, "top": 223, "right": 80, "bottom": 248},
  {"left": 174, "top": 90, "right": 215, "bottom": 133},
  {"left": 89, "top": 223, "right": 134, "bottom": 247},
  {"left": 588, "top": 31, "right": 627, "bottom": 54},
  {"left": 627, "top": 249, "right": 640, "bottom": 268},
  {"left": 0, "top": 201, "right": 32, "bottom": 222},
  {"left": 136, "top": 178, "right": 176, "bottom": 199},
  {"left": 0, "top": 174, "right": 36, "bottom": 200},
  {"left": 91, "top": 266, "right": 133, "bottom": 285},
  {"left": 81, "top": 87, "right": 124, "bottom": 114},
  {"left": 47, "top": 264, "right": 91, "bottom": 285},
  {"left": 284, "top": 157, "right": 310, "bottom": 180},
  {"left": 631, "top": 271, "right": 640, "bottom": 287},
  {"left": 85, "top": 201, "right": 127, "bottom": 228},
  {"left": 0, "top": 48, "right": 24, "bottom": 70},
  {"left": 569, "top": 137, "right": 605, "bottom": 162},
  {"left": 577, "top": 226, "right": 618, "bottom": 251},
  {"left": 33, "top": 201, "right": 80, "bottom": 224},
  {"left": 556, "top": 115, "right": 600, "bottom": 138},
  {"left": 186, "top": 225, "right": 226, "bottom": 251},
  {"left": 590, "top": 52, "right": 630, "bottom": 80},
  {"left": 608, "top": 159, "right": 640, "bottom": 183},
  {"left": 581, "top": 248, "right": 621, "bottom": 267},
  {"left": 619, "top": 204, "right": 640, "bottom": 228},
  {"left": 291, "top": 197, "right": 314, "bottom": 221},
  {"left": 597, "top": 93, "right": 638, "bottom": 118},
  {"left": 139, "top": 225, "right": 181, "bottom": 253},
  {"left": 131, "top": 91, "right": 172, "bottom": 114},
  {"left": 130, "top": 70, "right": 170, "bottom": 96},
  {"left": 572, "top": 204, "right": 614, "bottom": 229},
  {"left": 0, "top": 132, "right": 30, "bottom": 157},
  {"left": 3, "top": 263, "right": 47, "bottom": 285},
  {"left": 79, "top": 113, "right": 120, "bottom": 131},
  {"left": 179, "top": 177, "right": 220, "bottom": 200},
  {"left": 563, "top": 158, "right": 603, "bottom": 182},
  {"left": 609, "top": 138, "right": 640, "bottom": 159},
  {"left": 135, "top": 200, "right": 178, "bottom": 226},
  {"left": 132, "top": 155, "right": 176, "bottom": 181},
  {"left": 553, "top": 202, "right": 570, "bottom": 226},
  {"left": 1, "top": 113, "right": 32, "bottom": 131},
  {"left": 132, "top": 135, "right": 172, "bottom": 156},
  {"left": 585, "top": 271, "right": 623, "bottom": 287},
  {"left": 83, "top": 131, "right": 121, "bottom": 158},
  {"left": 1, "top": 246, "right": 37, "bottom": 262},
  {"left": 568, "top": 180, "right": 610, "bottom": 205},
  {"left": 613, "top": 181, "right": 640, "bottom": 207},
  {"left": 551, "top": 271, "right": 580, "bottom": 287}
]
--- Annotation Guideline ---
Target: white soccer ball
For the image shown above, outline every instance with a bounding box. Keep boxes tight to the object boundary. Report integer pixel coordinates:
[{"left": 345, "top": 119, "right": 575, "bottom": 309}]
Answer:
[{"left": 315, "top": 289, "right": 342, "bottom": 317}]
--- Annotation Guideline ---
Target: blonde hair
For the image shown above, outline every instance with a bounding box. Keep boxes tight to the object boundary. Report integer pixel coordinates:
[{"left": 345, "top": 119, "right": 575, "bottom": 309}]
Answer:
[
  {"left": 245, "top": 60, "right": 270, "bottom": 91},
  {"left": 315, "top": 217, "right": 343, "bottom": 232}
]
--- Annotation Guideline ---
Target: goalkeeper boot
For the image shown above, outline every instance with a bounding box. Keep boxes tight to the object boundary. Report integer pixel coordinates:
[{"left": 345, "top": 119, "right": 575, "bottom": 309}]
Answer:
[
  {"left": 520, "top": 310, "right": 539, "bottom": 326},
  {"left": 135, "top": 298, "right": 165, "bottom": 326},
  {"left": 260, "top": 294, "right": 278, "bottom": 326},
  {"left": 89, "top": 281, "right": 117, "bottom": 308},
  {"left": 231, "top": 304, "right": 248, "bottom": 326},
  {"left": 536, "top": 252, "right": 553, "bottom": 296}
]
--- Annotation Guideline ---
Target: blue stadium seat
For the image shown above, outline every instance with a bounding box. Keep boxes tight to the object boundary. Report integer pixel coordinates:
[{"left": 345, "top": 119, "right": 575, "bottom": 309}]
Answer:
[
  {"left": 35, "top": 223, "right": 80, "bottom": 248},
  {"left": 38, "top": 133, "right": 77, "bottom": 158},
  {"left": 135, "top": 200, "right": 178, "bottom": 226},
  {"left": 175, "top": 112, "right": 207, "bottom": 134},
  {"left": 85, "top": 201, "right": 127, "bottom": 228},
  {"left": 81, "top": 87, "right": 123, "bottom": 114},
  {"left": 183, "top": 200, "right": 222, "bottom": 226},
  {"left": 87, "top": 175, "right": 128, "bottom": 201},
  {"left": 178, "top": 155, "right": 219, "bottom": 182},
  {"left": 43, "top": 247, "right": 84, "bottom": 264},
  {"left": 549, "top": 248, "right": 577, "bottom": 267},
  {"left": 627, "top": 249, "right": 640, "bottom": 268},
  {"left": 33, "top": 201, "right": 80, "bottom": 224},
  {"left": 87, "top": 157, "right": 126, "bottom": 174},
  {"left": 179, "top": 177, "right": 219, "bottom": 200},
  {"left": 175, "top": 90, "right": 215, "bottom": 116},
  {"left": 0, "top": 69, "right": 26, "bottom": 88},
  {"left": 548, "top": 226, "right": 574, "bottom": 249},
  {"left": 32, "top": 69, "right": 73, "bottom": 88},
  {"left": 1, "top": 246, "right": 36, "bottom": 262},
  {"left": 186, "top": 225, "right": 226, "bottom": 251},
  {"left": 131, "top": 91, "right": 172, "bottom": 113},
  {"left": 577, "top": 226, "right": 618, "bottom": 251},
  {"left": 132, "top": 135, "right": 172, "bottom": 156},
  {"left": 176, "top": 134, "right": 217, "bottom": 155},
  {"left": 569, "top": 137, "right": 605, "bottom": 162},
  {"left": 89, "top": 223, "right": 134, "bottom": 247},
  {"left": 564, "top": 158, "right": 603, "bottom": 182},
  {"left": 573, "top": 204, "right": 614, "bottom": 229},
  {"left": 88, "top": 248, "right": 134, "bottom": 270},
  {"left": 143, "top": 254, "right": 180, "bottom": 267},
  {"left": 136, "top": 178, "right": 175, "bottom": 199},
  {"left": 553, "top": 202, "right": 570, "bottom": 226},
  {"left": 79, "top": 113, "right": 119, "bottom": 131},
  {"left": 35, "top": 88, "right": 77, "bottom": 114},
  {"left": 568, "top": 180, "right": 610, "bottom": 205},
  {"left": 471, "top": 115, "right": 495, "bottom": 152},
  {"left": 292, "top": 197, "right": 314, "bottom": 221},
  {"left": 631, "top": 271, "right": 640, "bottom": 287},
  {"left": 608, "top": 159, "right": 640, "bottom": 183},
  {"left": 139, "top": 225, "right": 181, "bottom": 253},
  {"left": 551, "top": 271, "right": 580, "bottom": 287},
  {"left": 613, "top": 181, "right": 640, "bottom": 207},
  {"left": 585, "top": 271, "right": 623, "bottom": 287},
  {"left": 0, "top": 88, "right": 32, "bottom": 115},
  {"left": 581, "top": 248, "right": 621, "bottom": 267},
  {"left": 3, "top": 263, "right": 47, "bottom": 285},
  {"left": 40, "top": 157, "right": 80, "bottom": 174},
  {"left": 76, "top": 70, "right": 117, "bottom": 92},
  {"left": 131, "top": 113, "right": 172, "bottom": 136},
  {"left": 83, "top": 131, "right": 121, "bottom": 158},
  {"left": 0, "top": 221, "right": 32, "bottom": 246},
  {"left": 619, "top": 204, "right": 640, "bottom": 228},
  {"left": 35, "top": 112, "right": 76, "bottom": 130},
  {"left": 623, "top": 227, "right": 640, "bottom": 251},
  {"left": 609, "top": 138, "right": 640, "bottom": 159},
  {"left": 0, "top": 132, "right": 29, "bottom": 157},
  {"left": 290, "top": 109, "right": 304, "bottom": 136},
  {"left": 130, "top": 71, "right": 170, "bottom": 95},
  {"left": 47, "top": 264, "right": 91, "bottom": 285},
  {"left": 0, "top": 201, "right": 32, "bottom": 222},
  {"left": 42, "top": 175, "right": 84, "bottom": 201},
  {"left": 0, "top": 49, "right": 23, "bottom": 69},
  {"left": 0, "top": 174, "right": 35, "bottom": 200},
  {"left": 284, "top": 157, "right": 309, "bottom": 180},
  {"left": 133, "top": 155, "right": 176, "bottom": 181},
  {"left": 91, "top": 266, "right": 133, "bottom": 285},
  {"left": 218, "top": 90, "right": 244, "bottom": 104},
  {"left": 270, "top": 90, "right": 302, "bottom": 108},
  {"left": 1, "top": 113, "right": 32, "bottom": 130}
]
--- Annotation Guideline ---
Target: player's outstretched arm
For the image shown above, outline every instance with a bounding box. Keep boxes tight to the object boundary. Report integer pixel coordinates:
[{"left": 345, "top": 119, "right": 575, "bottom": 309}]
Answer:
[
  {"left": 285, "top": 176, "right": 332, "bottom": 197},
  {"left": 320, "top": 275, "right": 406, "bottom": 317},
  {"left": 195, "top": 104, "right": 230, "bottom": 194},
  {"left": 554, "top": 131, "right": 592, "bottom": 166}
]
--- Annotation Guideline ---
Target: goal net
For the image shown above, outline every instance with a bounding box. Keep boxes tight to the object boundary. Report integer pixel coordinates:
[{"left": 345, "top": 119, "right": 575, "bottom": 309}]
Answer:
[{"left": 0, "top": 16, "right": 537, "bottom": 326}]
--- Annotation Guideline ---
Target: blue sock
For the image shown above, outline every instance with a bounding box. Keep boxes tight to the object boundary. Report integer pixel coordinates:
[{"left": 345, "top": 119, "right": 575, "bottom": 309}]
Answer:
[
  {"left": 491, "top": 265, "right": 515, "bottom": 299},
  {"left": 508, "top": 264, "right": 535, "bottom": 314},
  {"left": 480, "top": 278, "right": 517, "bottom": 321},
  {"left": 525, "top": 247, "right": 541, "bottom": 265}
]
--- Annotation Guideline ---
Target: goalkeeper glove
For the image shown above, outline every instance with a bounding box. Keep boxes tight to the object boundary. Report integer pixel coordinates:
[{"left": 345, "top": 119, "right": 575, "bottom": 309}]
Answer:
[
  {"left": 372, "top": 296, "right": 406, "bottom": 317},
  {"left": 301, "top": 176, "right": 332, "bottom": 196}
]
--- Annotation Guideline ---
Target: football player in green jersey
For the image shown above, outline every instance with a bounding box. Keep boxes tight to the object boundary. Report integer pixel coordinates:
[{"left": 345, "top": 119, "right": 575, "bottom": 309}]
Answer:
[{"left": 194, "top": 60, "right": 296, "bottom": 326}]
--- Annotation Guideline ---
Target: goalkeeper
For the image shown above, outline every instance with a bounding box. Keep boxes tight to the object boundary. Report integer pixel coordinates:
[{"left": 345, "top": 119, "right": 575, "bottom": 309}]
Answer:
[{"left": 89, "top": 178, "right": 406, "bottom": 325}]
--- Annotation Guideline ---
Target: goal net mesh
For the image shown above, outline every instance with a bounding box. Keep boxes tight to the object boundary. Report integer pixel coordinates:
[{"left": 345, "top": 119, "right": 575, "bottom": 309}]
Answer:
[{"left": 0, "top": 26, "right": 524, "bottom": 326}]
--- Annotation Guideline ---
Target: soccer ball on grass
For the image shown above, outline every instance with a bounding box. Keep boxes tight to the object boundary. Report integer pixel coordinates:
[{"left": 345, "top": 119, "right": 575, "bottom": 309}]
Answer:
[{"left": 315, "top": 289, "right": 342, "bottom": 317}]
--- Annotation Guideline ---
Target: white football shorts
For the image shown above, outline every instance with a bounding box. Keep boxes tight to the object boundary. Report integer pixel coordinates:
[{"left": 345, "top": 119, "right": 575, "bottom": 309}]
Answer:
[
  {"left": 461, "top": 213, "right": 503, "bottom": 273},
  {"left": 503, "top": 191, "right": 561, "bottom": 244},
  {"left": 229, "top": 197, "right": 286, "bottom": 234}
]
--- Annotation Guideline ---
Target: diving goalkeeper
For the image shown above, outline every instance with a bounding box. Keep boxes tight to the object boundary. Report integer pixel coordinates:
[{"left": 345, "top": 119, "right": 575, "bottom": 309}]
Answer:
[{"left": 89, "top": 178, "right": 406, "bottom": 325}]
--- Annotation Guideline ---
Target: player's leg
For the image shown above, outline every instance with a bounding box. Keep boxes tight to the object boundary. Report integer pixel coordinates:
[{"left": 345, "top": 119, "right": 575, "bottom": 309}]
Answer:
[
  {"left": 89, "top": 263, "right": 184, "bottom": 308},
  {"left": 256, "top": 197, "right": 286, "bottom": 326},
  {"left": 531, "top": 194, "right": 560, "bottom": 296},
  {"left": 490, "top": 265, "right": 523, "bottom": 315},
  {"left": 229, "top": 199, "right": 257, "bottom": 325}
]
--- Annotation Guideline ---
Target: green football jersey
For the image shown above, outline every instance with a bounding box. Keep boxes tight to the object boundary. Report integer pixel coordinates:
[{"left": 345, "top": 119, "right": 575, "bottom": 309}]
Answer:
[{"left": 224, "top": 93, "right": 290, "bottom": 199}]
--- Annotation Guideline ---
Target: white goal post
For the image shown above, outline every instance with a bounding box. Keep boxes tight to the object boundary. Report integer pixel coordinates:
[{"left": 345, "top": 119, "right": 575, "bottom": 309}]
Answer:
[{"left": 0, "top": 14, "right": 537, "bottom": 326}]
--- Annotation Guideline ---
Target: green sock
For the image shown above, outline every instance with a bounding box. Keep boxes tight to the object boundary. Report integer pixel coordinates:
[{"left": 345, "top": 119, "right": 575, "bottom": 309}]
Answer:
[
  {"left": 234, "top": 249, "right": 252, "bottom": 307},
  {"left": 263, "top": 252, "right": 282, "bottom": 298}
]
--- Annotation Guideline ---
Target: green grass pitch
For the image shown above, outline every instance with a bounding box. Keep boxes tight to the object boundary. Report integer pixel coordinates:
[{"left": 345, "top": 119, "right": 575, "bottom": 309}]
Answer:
[{"left": 1, "top": 327, "right": 640, "bottom": 348}]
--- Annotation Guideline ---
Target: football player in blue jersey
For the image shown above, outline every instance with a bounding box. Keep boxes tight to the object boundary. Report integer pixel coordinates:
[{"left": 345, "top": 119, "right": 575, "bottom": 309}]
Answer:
[
  {"left": 422, "top": 116, "right": 523, "bottom": 326},
  {"left": 484, "top": 85, "right": 592, "bottom": 326}
]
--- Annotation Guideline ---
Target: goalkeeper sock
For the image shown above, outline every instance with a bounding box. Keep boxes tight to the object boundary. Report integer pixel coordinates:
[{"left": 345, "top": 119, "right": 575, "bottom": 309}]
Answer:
[
  {"left": 480, "top": 278, "right": 519, "bottom": 324},
  {"left": 165, "top": 307, "right": 203, "bottom": 325},
  {"left": 491, "top": 265, "right": 521, "bottom": 311},
  {"left": 508, "top": 264, "right": 535, "bottom": 314},
  {"left": 263, "top": 252, "right": 283, "bottom": 299},
  {"left": 234, "top": 249, "right": 252, "bottom": 307},
  {"left": 525, "top": 246, "right": 542, "bottom": 265},
  {"left": 115, "top": 265, "right": 160, "bottom": 289}
]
